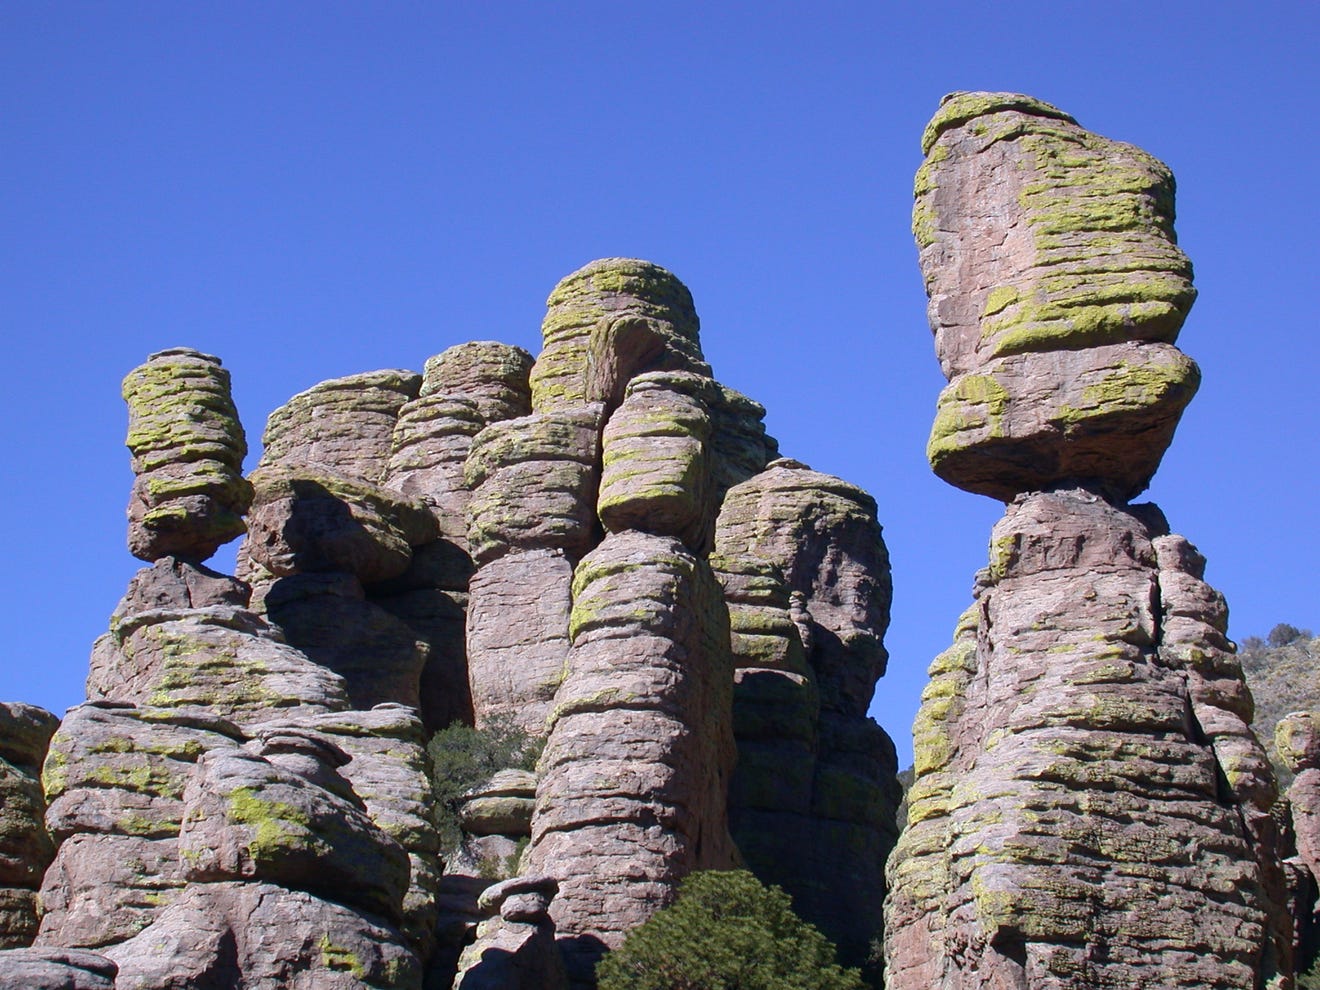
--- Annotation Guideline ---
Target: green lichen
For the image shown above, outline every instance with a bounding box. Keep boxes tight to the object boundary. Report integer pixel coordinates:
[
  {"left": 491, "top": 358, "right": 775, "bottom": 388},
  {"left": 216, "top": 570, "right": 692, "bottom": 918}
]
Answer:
[
  {"left": 227, "top": 785, "right": 312, "bottom": 860},
  {"left": 319, "top": 935, "right": 367, "bottom": 979},
  {"left": 921, "top": 91, "right": 1076, "bottom": 154}
]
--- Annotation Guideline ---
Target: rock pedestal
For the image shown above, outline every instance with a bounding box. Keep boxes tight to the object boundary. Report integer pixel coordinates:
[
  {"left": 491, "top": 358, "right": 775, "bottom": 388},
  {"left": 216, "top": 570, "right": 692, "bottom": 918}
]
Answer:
[{"left": 885, "top": 93, "right": 1288, "bottom": 990}]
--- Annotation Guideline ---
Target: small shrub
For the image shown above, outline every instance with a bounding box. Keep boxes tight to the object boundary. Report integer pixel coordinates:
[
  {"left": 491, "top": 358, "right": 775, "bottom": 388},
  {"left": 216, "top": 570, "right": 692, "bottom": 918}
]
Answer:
[
  {"left": 1268, "top": 623, "right": 1311, "bottom": 648},
  {"left": 595, "top": 869, "right": 865, "bottom": 990},
  {"left": 427, "top": 717, "right": 541, "bottom": 853}
]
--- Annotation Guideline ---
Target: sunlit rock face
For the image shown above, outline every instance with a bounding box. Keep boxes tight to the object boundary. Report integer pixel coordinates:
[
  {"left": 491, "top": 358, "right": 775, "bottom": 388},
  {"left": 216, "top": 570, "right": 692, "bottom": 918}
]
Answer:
[
  {"left": 11, "top": 254, "right": 904, "bottom": 990},
  {"left": 916, "top": 92, "right": 1199, "bottom": 503},
  {"left": 886, "top": 93, "right": 1289, "bottom": 990},
  {"left": 122, "top": 348, "right": 252, "bottom": 563}
]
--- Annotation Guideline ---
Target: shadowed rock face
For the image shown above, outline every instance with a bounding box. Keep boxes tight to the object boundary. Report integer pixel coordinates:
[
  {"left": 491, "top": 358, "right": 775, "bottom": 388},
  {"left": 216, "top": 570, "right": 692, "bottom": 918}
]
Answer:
[
  {"left": 916, "top": 92, "right": 1199, "bottom": 502},
  {"left": 1280, "top": 713, "right": 1320, "bottom": 967},
  {"left": 123, "top": 348, "right": 252, "bottom": 562},
  {"left": 713, "top": 462, "right": 899, "bottom": 968},
  {"left": 0, "top": 704, "right": 59, "bottom": 948},
  {"left": 887, "top": 93, "right": 1287, "bottom": 990}
]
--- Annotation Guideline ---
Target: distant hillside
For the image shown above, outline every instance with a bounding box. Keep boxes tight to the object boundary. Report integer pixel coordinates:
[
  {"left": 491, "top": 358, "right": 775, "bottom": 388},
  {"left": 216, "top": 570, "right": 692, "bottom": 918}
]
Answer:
[{"left": 1238, "top": 624, "right": 1319, "bottom": 791}]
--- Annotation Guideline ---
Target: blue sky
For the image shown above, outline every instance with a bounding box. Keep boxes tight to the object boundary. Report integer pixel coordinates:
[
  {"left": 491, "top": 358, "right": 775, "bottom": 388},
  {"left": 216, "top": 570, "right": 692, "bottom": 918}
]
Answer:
[{"left": 3, "top": 2, "right": 1316, "bottom": 768}]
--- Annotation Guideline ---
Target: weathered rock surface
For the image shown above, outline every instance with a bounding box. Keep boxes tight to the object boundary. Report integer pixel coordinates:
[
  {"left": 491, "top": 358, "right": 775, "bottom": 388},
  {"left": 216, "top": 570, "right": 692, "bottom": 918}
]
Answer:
[
  {"left": 263, "top": 574, "right": 427, "bottom": 712},
  {"left": 464, "top": 410, "right": 603, "bottom": 566},
  {"left": 87, "top": 592, "right": 350, "bottom": 725},
  {"left": 0, "top": 703, "right": 59, "bottom": 948},
  {"left": 713, "top": 463, "right": 899, "bottom": 968},
  {"left": 245, "top": 464, "right": 439, "bottom": 585},
  {"left": 916, "top": 92, "right": 1199, "bottom": 501},
  {"left": 106, "top": 881, "right": 419, "bottom": 989},
  {"left": 453, "top": 876, "right": 568, "bottom": 990},
  {"left": 715, "top": 459, "right": 891, "bottom": 714},
  {"left": 889, "top": 94, "right": 1286, "bottom": 988},
  {"left": 0, "top": 947, "right": 118, "bottom": 989},
  {"left": 527, "top": 531, "right": 737, "bottom": 985},
  {"left": 259, "top": 369, "right": 422, "bottom": 482},
  {"left": 886, "top": 490, "right": 1285, "bottom": 989},
  {"left": 421, "top": 342, "right": 535, "bottom": 419},
  {"left": 465, "top": 550, "right": 573, "bottom": 738},
  {"left": 257, "top": 705, "right": 443, "bottom": 957},
  {"left": 23, "top": 256, "right": 913, "bottom": 990},
  {"left": 529, "top": 258, "right": 710, "bottom": 413},
  {"left": 598, "top": 371, "right": 717, "bottom": 552},
  {"left": 1281, "top": 712, "right": 1320, "bottom": 966},
  {"left": 37, "top": 703, "right": 242, "bottom": 948},
  {"left": 123, "top": 348, "right": 251, "bottom": 562},
  {"left": 178, "top": 740, "right": 409, "bottom": 921}
]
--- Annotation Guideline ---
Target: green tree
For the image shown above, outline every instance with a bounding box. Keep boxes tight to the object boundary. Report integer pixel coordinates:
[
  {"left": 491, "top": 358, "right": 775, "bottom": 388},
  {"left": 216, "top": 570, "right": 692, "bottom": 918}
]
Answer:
[
  {"left": 426, "top": 717, "right": 541, "bottom": 852},
  {"left": 595, "top": 870, "right": 865, "bottom": 990}
]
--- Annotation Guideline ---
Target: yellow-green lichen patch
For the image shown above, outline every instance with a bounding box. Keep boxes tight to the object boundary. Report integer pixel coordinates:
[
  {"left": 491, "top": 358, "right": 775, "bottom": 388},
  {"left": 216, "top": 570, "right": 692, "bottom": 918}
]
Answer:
[
  {"left": 226, "top": 785, "right": 315, "bottom": 860},
  {"left": 319, "top": 935, "right": 367, "bottom": 979},
  {"left": 921, "top": 91, "right": 1076, "bottom": 155}
]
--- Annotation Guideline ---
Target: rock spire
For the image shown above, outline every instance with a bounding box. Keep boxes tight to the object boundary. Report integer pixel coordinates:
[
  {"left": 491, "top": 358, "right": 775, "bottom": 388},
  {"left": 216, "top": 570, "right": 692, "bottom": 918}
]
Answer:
[{"left": 885, "top": 92, "right": 1289, "bottom": 989}]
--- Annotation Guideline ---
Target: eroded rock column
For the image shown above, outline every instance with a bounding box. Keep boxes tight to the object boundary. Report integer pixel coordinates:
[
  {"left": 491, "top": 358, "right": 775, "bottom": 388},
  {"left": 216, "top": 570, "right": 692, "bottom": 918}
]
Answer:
[{"left": 885, "top": 92, "right": 1286, "bottom": 989}]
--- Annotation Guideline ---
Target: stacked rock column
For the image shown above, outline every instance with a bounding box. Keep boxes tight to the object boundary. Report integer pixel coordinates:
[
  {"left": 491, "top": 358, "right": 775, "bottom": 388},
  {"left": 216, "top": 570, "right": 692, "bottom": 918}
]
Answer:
[
  {"left": 712, "top": 460, "right": 899, "bottom": 970},
  {"left": 885, "top": 92, "right": 1288, "bottom": 989}
]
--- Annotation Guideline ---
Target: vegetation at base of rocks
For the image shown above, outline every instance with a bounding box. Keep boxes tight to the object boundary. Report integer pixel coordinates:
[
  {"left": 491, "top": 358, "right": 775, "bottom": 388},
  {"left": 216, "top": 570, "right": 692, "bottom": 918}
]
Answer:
[
  {"left": 1239, "top": 624, "right": 1319, "bottom": 790},
  {"left": 426, "top": 717, "right": 541, "bottom": 853},
  {"left": 595, "top": 869, "right": 865, "bottom": 990},
  {"left": 1300, "top": 956, "right": 1320, "bottom": 990}
]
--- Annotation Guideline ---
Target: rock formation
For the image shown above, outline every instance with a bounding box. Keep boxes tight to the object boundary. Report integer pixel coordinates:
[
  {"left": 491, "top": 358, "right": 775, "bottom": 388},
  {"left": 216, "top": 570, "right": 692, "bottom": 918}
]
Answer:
[
  {"left": 1279, "top": 713, "right": 1320, "bottom": 972},
  {"left": 885, "top": 92, "right": 1289, "bottom": 989},
  {"left": 0, "top": 256, "right": 901, "bottom": 989},
  {"left": 0, "top": 703, "right": 59, "bottom": 948},
  {"left": 122, "top": 348, "right": 252, "bottom": 562}
]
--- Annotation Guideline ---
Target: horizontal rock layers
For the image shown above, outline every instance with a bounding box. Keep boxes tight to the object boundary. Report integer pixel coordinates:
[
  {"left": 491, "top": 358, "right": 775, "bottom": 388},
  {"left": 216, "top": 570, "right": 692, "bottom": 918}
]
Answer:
[
  {"left": 886, "top": 93, "right": 1287, "bottom": 990},
  {"left": 122, "top": 348, "right": 252, "bottom": 562},
  {"left": 915, "top": 92, "right": 1199, "bottom": 503},
  {"left": 0, "top": 704, "right": 59, "bottom": 949},
  {"left": 713, "top": 460, "right": 899, "bottom": 969},
  {"left": 5, "top": 254, "right": 904, "bottom": 990}
]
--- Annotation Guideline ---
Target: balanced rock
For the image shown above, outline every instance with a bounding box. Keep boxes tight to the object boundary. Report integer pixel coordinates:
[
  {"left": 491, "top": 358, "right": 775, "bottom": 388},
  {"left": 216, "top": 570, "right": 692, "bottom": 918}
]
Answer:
[
  {"left": 259, "top": 369, "right": 421, "bottom": 483},
  {"left": 122, "top": 348, "right": 251, "bottom": 562},
  {"left": 916, "top": 92, "right": 1200, "bottom": 501},
  {"left": 453, "top": 875, "right": 567, "bottom": 990}
]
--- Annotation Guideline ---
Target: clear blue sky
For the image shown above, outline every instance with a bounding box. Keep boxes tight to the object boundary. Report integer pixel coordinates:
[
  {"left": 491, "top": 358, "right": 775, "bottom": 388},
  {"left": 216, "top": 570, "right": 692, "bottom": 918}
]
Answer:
[{"left": 4, "top": 2, "right": 1316, "bottom": 768}]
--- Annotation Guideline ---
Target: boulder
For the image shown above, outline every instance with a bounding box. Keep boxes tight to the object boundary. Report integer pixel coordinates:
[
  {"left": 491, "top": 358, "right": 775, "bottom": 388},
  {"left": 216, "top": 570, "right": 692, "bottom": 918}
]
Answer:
[
  {"left": 122, "top": 348, "right": 251, "bottom": 562},
  {"left": 529, "top": 258, "right": 709, "bottom": 413},
  {"left": 259, "top": 369, "right": 421, "bottom": 483},
  {"left": 915, "top": 91, "right": 1199, "bottom": 500}
]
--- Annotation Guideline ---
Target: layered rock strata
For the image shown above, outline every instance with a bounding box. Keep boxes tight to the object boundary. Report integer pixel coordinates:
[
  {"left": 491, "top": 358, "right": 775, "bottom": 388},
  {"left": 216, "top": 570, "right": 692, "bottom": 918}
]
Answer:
[
  {"left": 0, "top": 704, "right": 59, "bottom": 948},
  {"left": 1279, "top": 713, "right": 1320, "bottom": 971},
  {"left": 886, "top": 93, "right": 1287, "bottom": 990},
  {"left": 122, "top": 348, "right": 251, "bottom": 562},
  {"left": 914, "top": 92, "right": 1199, "bottom": 502},
  {"left": 713, "top": 460, "right": 899, "bottom": 967},
  {"left": 9, "top": 254, "right": 904, "bottom": 990}
]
